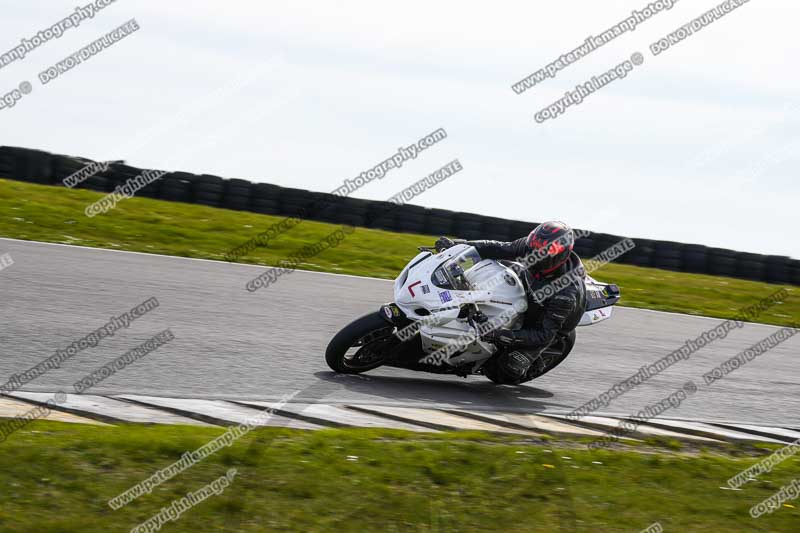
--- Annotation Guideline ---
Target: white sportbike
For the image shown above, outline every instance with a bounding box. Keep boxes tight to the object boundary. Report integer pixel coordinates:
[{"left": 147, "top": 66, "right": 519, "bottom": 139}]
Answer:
[{"left": 326, "top": 243, "right": 620, "bottom": 384}]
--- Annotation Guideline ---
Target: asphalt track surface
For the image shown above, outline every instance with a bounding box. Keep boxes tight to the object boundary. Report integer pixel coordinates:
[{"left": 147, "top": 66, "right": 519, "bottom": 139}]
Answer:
[{"left": 1, "top": 238, "right": 797, "bottom": 427}]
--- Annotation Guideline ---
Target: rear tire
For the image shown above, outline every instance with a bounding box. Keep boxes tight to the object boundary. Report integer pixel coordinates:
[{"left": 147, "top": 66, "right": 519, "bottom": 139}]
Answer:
[
  {"left": 532, "top": 329, "right": 576, "bottom": 379},
  {"left": 484, "top": 330, "right": 576, "bottom": 385},
  {"left": 325, "top": 313, "right": 396, "bottom": 374}
]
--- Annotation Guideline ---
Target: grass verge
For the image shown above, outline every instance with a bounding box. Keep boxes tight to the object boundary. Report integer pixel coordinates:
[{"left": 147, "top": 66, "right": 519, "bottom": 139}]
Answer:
[
  {"left": 0, "top": 421, "right": 798, "bottom": 532},
  {"left": 0, "top": 178, "right": 797, "bottom": 326}
]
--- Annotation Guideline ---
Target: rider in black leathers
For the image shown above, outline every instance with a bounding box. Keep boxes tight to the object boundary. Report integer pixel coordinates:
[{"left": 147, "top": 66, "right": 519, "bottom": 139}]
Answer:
[{"left": 436, "top": 221, "right": 586, "bottom": 384}]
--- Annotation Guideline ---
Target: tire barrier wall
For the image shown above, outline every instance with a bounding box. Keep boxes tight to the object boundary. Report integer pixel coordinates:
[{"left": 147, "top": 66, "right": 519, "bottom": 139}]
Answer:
[{"left": 1, "top": 145, "right": 797, "bottom": 286}]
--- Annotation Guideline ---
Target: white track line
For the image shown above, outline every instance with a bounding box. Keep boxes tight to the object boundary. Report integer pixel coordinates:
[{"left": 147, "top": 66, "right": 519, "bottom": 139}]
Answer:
[{"left": 1, "top": 237, "right": 791, "bottom": 327}]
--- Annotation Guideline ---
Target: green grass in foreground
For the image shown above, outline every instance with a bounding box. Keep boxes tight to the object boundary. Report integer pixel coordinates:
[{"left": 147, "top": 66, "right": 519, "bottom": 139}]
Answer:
[
  {"left": 0, "top": 178, "right": 797, "bottom": 326},
  {"left": 0, "top": 421, "right": 798, "bottom": 532}
]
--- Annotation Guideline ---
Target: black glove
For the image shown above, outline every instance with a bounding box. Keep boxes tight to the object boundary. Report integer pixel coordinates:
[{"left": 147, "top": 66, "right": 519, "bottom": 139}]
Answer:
[
  {"left": 435, "top": 236, "right": 455, "bottom": 252},
  {"left": 481, "top": 328, "right": 516, "bottom": 346}
]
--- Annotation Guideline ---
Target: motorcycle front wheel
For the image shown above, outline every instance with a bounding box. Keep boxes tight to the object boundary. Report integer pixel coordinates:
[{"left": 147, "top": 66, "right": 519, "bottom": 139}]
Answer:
[{"left": 325, "top": 312, "right": 398, "bottom": 374}]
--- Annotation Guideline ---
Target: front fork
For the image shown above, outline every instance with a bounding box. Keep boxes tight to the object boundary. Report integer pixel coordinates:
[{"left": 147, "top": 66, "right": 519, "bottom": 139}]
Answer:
[
  {"left": 378, "top": 303, "right": 411, "bottom": 328},
  {"left": 376, "top": 303, "right": 426, "bottom": 366}
]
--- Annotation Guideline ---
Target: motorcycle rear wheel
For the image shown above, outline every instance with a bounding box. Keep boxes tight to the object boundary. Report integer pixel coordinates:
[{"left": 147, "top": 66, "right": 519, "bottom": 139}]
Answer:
[
  {"left": 484, "top": 330, "right": 576, "bottom": 385},
  {"left": 325, "top": 312, "right": 397, "bottom": 374},
  {"left": 534, "top": 329, "right": 576, "bottom": 378}
]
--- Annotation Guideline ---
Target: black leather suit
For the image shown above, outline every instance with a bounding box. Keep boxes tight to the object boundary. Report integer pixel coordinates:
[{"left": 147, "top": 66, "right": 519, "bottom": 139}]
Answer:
[{"left": 464, "top": 237, "right": 587, "bottom": 383}]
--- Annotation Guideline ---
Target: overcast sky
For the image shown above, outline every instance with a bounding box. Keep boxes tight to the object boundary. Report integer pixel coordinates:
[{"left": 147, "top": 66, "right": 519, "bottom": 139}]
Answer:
[{"left": 1, "top": 0, "right": 797, "bottom": 258}]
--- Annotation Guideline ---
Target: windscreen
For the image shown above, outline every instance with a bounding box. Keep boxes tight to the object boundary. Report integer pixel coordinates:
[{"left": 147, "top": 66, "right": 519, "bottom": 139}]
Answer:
[{"left": 432, "top": 247, "right": 482, "bottom": 291}]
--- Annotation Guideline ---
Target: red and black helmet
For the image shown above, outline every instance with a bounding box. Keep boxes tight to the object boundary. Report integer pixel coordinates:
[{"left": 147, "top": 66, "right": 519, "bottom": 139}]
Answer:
[{"left": 526, "top": 221, "right": 575, "bottom": 276}]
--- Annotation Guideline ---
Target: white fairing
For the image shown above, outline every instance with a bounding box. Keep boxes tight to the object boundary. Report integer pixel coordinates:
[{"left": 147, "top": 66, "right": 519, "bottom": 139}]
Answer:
[
  {"left": 393, "top": 245, "right": 615, "bottom": 368},
  {"left": 579, "top": 305, "right": 614, "bottom": 326},
  {"left": 579, "top": 274, "right": 615, "bottom": 326}
]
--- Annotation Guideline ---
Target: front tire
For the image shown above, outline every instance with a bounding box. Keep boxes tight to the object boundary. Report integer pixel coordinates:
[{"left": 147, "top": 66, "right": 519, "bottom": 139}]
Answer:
[{"left": 326, "top": 312, "right": 397, "bottom": 374}]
